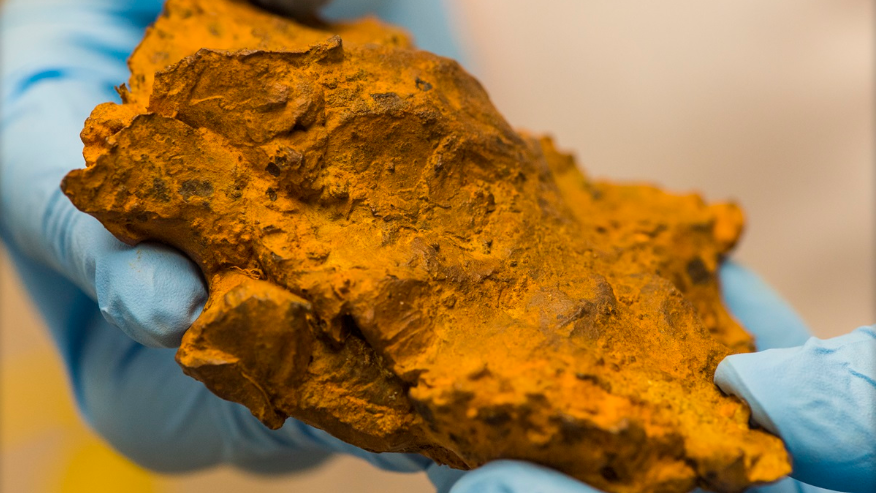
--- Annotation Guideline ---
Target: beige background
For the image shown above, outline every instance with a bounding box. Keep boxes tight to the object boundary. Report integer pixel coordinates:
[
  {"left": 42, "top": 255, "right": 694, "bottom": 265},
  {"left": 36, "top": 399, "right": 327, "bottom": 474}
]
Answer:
[{"left": 1, "top": 0, "right": 872, "bottom": 491}]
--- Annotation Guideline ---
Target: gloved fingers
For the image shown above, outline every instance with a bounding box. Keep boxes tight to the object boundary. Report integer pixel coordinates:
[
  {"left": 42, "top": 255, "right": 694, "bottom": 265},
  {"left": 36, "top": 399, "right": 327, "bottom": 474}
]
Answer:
[
  {"left": 51, "top": 195, "right": 207, "bottom": 348},
  {"left": 718, "top": 261, "right": 812, "bottom": 350},
  {"left": 427, "top": 465, "right": 845, "bottom": 493},
  {"left": 717, "top": 262, "right": 875, "bottom": 492},
  {"left": 715, "top": 327, "right": 876, "bottom": 493},
  {"left": 75, "top": 308, "right": 429, "bottom": 474},
  {"left": 437, "top": 461, "right": 607, "bottom": 493},
  {"left": 76, "top": 311, "right": 320, "bottom": 472},
  {"left": 749, "top": 476, "right": 849, "bottom": 493},
  {"left": 92, "top": 237, "right": 207, "bottom": 348},
  {"left": 2, "top": 75, "right": 207, "bottom": 348}
]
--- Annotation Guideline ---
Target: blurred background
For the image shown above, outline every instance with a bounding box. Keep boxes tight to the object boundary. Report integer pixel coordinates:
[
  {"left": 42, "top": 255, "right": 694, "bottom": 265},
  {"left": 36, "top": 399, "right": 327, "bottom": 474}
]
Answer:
[{"left": 1, "top": 0, "right": 872, "bottom": 491}]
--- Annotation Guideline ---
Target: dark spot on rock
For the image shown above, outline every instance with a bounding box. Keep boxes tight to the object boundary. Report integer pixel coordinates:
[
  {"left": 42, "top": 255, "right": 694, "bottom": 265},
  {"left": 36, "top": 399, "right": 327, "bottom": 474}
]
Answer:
[
  {"left": 226, "top": 183, "right": 243, "bottom": 200},
  {"left": 483, "top": 410, "right": 511, "bottom": 426},
  {"left": 553, "top": 414, "right": 588, "bottom": 444},
  {"left": 267, "top": 187, "right": 278, "bottom": 201},
  {"left": 513, "top": 171, "right": 527, "bottom": 183},
  {"left": 686, "top": 257, "right": 711, "bottom": 285},
  {"left": 152, "top": 178, "right": 171, "bottom": 202},
  {"left": 411, "top": 399, "right": 436, "bottom": 428},
  {"left": 267, "top": 146, "right": 303, "bottom": 178},
  {"left": 370, "top": 92, "right": 405, "bottom": 111},
  {"left": 575, "top": 372, "right": 612, "bottom": 392},
  {"left": 468, "top": 366, "right": 491, "bottom": 381},
  {"left": 266, "top": 162, "right": 282, "bottom": 176},
  {"left": 415, "top": 77, "right": 432, "bottom": 91},
  {"left": 178, "top": 179, "right": 213, "bottom": 201},
  {"left": 600, "top": 466, "right": 620, "bottom": 482},
  {"left": 647, "top": 224, "right": 668, "bottom": 238}
]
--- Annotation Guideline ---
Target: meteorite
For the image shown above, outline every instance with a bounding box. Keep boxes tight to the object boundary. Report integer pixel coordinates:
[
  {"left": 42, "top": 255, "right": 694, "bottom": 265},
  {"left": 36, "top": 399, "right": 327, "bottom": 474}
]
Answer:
[{"left": 61, "top": 1, "right": 791, "bottom": 491}]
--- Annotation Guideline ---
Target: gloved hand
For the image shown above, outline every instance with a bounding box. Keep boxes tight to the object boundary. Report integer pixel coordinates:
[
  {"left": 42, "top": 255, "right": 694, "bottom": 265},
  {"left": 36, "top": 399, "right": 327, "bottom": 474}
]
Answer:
[
  {"left": 715, "top": 264, "right": 875, "bottom": 493},
  {"left": 430, "top": 262, "right": 872, "bottom": 493},
  {"left": 0, "top": 0, "right": 449, "bottom": 478}
]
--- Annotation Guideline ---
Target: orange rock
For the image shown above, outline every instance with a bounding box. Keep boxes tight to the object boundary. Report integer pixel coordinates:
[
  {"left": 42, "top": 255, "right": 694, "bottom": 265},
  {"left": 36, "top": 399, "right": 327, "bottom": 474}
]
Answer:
[{"left": 62, "top": 1, "right": 790, "bottom": 491}]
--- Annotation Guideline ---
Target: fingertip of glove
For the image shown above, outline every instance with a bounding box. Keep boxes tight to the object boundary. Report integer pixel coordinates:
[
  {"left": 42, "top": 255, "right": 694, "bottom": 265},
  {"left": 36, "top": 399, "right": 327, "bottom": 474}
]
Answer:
[
  {"left": 96, "top": 242, "right": 206, "bottom": 348},
  {"left": 449, "top": 461, "right": 602, "bottom": 493},
  {"left": 714, "top": 353, "right": 748, "bottom": 395},
  {"left": 715, "top": 353, "right": 782, "bottom": 435}
]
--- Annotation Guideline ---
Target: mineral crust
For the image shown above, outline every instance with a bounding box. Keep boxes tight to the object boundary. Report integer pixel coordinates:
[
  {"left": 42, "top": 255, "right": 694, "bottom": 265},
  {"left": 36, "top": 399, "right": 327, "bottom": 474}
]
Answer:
[{"left": 61, "top": 1, "right": 791, "bottom": 491}]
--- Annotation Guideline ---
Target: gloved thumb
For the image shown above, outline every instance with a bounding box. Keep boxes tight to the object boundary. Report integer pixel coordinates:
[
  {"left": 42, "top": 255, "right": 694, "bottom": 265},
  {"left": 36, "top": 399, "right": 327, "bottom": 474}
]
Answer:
[
  {"left": 715, "top": 327, "right": 876, "bottom": 493},
  {"left": 91, "top": 225, "right": 207, "bottom": 347},
  {"left": 58, "top": 204, "right": 207, "bottom": 348}
]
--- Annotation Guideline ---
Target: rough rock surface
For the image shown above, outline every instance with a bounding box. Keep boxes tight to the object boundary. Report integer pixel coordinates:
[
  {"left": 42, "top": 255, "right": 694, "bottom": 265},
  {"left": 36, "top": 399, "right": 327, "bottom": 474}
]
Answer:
[{"left": 61, "top": 1, "right": 791, "bottom": 491}]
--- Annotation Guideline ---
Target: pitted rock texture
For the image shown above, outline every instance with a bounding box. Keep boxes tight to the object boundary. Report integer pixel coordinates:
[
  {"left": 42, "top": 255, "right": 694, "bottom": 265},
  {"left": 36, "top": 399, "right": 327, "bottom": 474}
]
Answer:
[{"left": 61, "top": 1, "right": 791, "bottom": 492}]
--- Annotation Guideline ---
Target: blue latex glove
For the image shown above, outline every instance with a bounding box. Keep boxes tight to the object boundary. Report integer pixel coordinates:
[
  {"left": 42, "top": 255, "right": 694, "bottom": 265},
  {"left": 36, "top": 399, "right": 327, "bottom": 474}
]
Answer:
[
  {"left": 0, "top": 0, "right": 455, "bottom": 477},
  {"left": 429, "top": 461, "right": 841, "bottom": 493},
  {"left": 715, "top": 264, "right": 876, "bottom": 493},
  {"left": 433, "top": 262, "right": 871, "bottom": 493}
]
